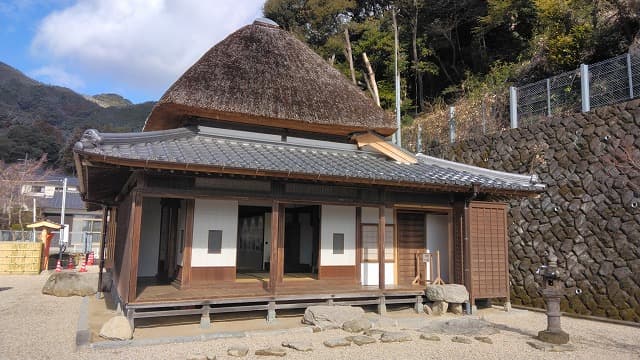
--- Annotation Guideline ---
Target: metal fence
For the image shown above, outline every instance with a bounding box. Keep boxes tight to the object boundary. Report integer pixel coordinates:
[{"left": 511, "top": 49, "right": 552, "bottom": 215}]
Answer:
[{"left": 512, "top": 51, "right": 640, "bottom": 127}]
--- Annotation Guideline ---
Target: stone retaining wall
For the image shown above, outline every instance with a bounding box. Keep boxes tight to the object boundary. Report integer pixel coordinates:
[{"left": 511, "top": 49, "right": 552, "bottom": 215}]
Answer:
[{"left": 426, "top": 99, "right": 640, "bottom": 321}]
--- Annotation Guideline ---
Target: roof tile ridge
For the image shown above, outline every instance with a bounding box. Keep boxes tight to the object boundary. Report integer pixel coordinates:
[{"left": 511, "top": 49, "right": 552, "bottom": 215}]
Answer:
[
  {"left": 75, "top": 127, "right": 197, "bottom": 150},
  {"left": 198, "top": 128, "right": 382, "bottom": 158},
  {"left": 416, "top": 153, "right": 544, "bottom": 187}
]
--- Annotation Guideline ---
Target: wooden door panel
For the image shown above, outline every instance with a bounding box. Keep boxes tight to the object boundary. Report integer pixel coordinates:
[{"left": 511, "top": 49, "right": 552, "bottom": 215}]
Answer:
[{"left": 396, "top": 212, "right": 425, "bottom": 285}]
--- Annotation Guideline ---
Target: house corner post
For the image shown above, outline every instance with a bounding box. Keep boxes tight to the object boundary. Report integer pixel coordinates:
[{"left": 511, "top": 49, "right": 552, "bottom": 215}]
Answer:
[{"left": 128, "top": 192, "right": 143, "bottom": 304}]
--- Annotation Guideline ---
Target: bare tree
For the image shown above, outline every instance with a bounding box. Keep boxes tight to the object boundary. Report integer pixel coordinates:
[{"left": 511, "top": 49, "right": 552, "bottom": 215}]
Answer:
[{"left": 0, "top": 155, "right": 50, "bottom": 229}]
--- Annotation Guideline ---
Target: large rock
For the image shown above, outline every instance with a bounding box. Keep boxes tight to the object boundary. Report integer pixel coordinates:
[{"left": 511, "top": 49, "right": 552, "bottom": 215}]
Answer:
[
  {"left": 42, "top": 272, "right": 97, "bottom": 297},
  {"left": 303, "top": 305, "right": 365, "bottom": 329},
  {"left": 425, "top": 284, "right": 469, "bottom": 303},
  {"left": 99, "top": 316, "right": 133, "bottom": 340}
]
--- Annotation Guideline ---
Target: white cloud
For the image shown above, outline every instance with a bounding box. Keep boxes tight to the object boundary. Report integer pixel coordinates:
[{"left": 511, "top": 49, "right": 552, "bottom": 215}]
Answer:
[
  {"left": 31, "top": 0, "right": 264, "bottom": 97},
  {"left": 29, "top": 65, "right": 85, "bottom": 89}
]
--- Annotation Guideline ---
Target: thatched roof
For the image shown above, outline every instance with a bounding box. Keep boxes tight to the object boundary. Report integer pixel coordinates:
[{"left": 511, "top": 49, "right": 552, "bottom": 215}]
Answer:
[{"left": 143, "top": 19, "right": 396, "bottom": 136}]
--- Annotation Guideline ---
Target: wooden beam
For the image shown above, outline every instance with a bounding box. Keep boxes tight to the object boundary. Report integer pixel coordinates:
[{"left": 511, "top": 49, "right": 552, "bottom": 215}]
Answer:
[
  {"left": 277, "top": 203, "right": 285, "bottom": 285},
  {"left": 378, "top": 206, "right": 386, "bottom": 290},
  {"left": 355, "top": 207, "right": 362, "bottom": 284},
  {"left": 181, "top": 199, "right": 195, "bottom": 288},
  {"left": 128, "top": 192, "right": 143, "bottom": 303},
  {"left": 352, "top": 132, "right": 417, "bottom": 164}
]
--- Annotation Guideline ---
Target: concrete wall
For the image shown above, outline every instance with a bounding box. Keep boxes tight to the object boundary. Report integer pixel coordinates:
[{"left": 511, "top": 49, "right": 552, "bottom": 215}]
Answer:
[
  {"left": 427, "top": 99, "right": 640, "bottom": 321},
  {"left": 192, "top": 199, "right": 238, "bottom": 267},
  {"left": 427, "top": 214, "right": 449, "bottom": 282}
]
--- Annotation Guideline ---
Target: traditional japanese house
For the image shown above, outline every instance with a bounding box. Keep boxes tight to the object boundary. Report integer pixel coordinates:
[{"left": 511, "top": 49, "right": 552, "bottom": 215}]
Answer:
[{"left": 74, "top": 19, "right": 545, "bottom": 327}]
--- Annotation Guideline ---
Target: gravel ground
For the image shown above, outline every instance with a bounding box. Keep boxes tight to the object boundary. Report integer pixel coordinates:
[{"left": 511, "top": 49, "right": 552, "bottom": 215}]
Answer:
[{"left": 2, "top": 273, "right": 640, "bottom": 360}]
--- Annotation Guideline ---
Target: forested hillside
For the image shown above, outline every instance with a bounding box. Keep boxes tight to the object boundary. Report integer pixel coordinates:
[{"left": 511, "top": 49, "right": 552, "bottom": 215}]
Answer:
[
  {"left": 0, "top": 62, "right": 152, "bottom": 170},
  {"left": 264, "top": 0, "right": 640, "bottom": 139}
]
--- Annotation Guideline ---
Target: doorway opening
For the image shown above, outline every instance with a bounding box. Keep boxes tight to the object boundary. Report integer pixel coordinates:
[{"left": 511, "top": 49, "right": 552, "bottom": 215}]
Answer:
[{"left": 283, "top": 205, "right": 320, "bottom": 279}]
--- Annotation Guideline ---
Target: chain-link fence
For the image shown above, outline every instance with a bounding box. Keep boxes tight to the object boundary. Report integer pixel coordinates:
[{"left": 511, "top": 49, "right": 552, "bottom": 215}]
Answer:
[
  {"left": 405, "top": 52, "right": 638, "bottom": 147},
  {"left": 513, "top": 51, "right": 639, "bottom": 127}
]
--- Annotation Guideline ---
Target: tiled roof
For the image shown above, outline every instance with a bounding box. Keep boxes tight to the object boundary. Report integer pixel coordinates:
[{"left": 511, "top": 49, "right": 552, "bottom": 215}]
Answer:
[
  {"left": 40, "top": 191, "right": 86, "bottom": 210},
  {"left": 75, "top": 126, "right": 545, "bottom": 194}
]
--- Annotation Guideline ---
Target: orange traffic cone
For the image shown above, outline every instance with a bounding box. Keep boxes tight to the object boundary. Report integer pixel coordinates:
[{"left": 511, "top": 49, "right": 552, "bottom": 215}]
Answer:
[
  {"left": 87, "top": 252, "right": 95, "bottom": 266},
  {"left": 78, "top": 258, "right": 87, "bottom": 272},
  {"left": 55, "top": 259, "right": 62, "bottom": 272},
  {"left": 67, "top": 257, "right": 75, "bottom": 270}
]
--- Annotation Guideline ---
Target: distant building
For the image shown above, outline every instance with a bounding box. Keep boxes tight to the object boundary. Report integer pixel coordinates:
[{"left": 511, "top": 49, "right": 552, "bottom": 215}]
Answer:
[{"left": 22, "top": 176, "right": 102, "bottom": 253}]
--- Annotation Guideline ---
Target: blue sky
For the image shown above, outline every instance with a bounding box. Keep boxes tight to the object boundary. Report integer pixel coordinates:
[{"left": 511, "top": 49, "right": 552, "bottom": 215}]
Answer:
[{"left": 0, "top": 1, "right": 264, "bottom": 103}]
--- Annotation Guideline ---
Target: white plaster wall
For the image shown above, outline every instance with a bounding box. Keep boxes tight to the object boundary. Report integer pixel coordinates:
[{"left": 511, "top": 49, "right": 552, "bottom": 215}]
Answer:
[
  {"left": 361, "top": 207, "right": 394, "bottom": 224},
  {"left": 427, "top": 214, "right": 449, "bottom": 282},
  {"left": 361, "top": 263, "right": 395, "bottom": 286},
  {"left": 192, "top": 199, "right": 238, "bottom": 267},
  {"left": 138, "top": 197, "right": 161, "bottom": 277},
  {"left": 320, "top": 205, "right": 355, "bottom": 266}
]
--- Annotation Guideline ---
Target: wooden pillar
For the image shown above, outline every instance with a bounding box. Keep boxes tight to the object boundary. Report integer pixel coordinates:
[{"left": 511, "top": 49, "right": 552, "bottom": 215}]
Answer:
[
  {"left": 463, "top": 203, "right": 473, "bottom": 309},
  {"left": 128, "top": 192, "right": 143, "bottom": 303},
  {"left": 181, "top": 199, "right": 195, "bottom": 289},
  {"left": 355, "top": 207, "right": 362, "bottom": 284},
  {"left": 378, "top": 206, "right": 386, "bottom": 290},
  {"left": 269, "top": 201, "right": 284, "bottom": 291}
]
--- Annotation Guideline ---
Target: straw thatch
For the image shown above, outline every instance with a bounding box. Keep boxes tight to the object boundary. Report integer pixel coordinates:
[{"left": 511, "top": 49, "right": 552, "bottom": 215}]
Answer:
[{"left": 143, "top": 19, "right": 396, "bottom": 136}]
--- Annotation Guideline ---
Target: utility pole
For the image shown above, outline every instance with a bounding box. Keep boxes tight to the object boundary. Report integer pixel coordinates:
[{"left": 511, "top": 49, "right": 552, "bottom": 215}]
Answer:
[
  {"left": 59, "top": 178, "right": 68, "bottom": 260},
  {"left": 32, "top": 198, "right": 36, "bottom": 242},
  {"left": 392, "top": 7, "right": 402, "bottom": 147}
]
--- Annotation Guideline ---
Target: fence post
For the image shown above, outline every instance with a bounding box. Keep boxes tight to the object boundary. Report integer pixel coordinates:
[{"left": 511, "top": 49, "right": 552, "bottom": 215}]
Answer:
[
  {"left": 449, "top": 106, "right": 456, "bottom": 144},
  {"left": 509, "top": 86, "right": 518, "bottom": 128},
  {"left": 546, "top": 78, "right": 551, "bottom": 117},
  {"left": 627, "top": 53, "right": 634, "bottom": 99},
  {"left": 580, "top": 63, "right": 590, "bottom": 112}
]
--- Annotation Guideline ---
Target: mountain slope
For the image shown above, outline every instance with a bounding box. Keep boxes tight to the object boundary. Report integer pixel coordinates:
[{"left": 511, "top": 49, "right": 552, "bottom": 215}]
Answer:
[{"left": 0, "top": 61, "right": 152, "bottom": 135}]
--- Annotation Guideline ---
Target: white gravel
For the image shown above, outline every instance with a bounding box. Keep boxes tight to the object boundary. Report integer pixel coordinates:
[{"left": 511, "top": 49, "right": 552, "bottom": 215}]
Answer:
[{"left": 1, "top": 273, "right": 640, "bottom": 360}]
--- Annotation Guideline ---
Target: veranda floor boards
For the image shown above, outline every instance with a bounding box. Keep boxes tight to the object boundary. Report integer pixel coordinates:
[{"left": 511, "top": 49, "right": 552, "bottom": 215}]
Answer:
[{"left": 134, "top": 279, "right": 424, "bottom": 305}]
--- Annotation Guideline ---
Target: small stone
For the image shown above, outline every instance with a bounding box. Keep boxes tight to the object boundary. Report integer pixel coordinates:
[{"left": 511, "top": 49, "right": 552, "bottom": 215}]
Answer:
[
  {"left": 227, "top": 346, "right": 249, "bottom": 357},
  {"left": 342, "top": 317, "right": 372, "bottom": 333},
  {"left": 431, "top": 301, "right": 448, "bottom": 315},
  {"left": 449, "top": 303, "right": 463, "bottom": 315},
  {"left": 423, "top": 304, "right": 433, "bottom": 315},
  {"left": 451, "top": 336, "right": 472, "bottom": 344},
  {"left": 207, "top": 355, "right": 216, "bottom": 360},
  {"left": 420, "top": 334, "right": 441, "bottom": 341},
  {"left": 255, "top": 347, "right": 286, "bottom": 357},
  {"left": 346, "top": 335, "right": 377, "bottom": 346},
  {"left": 282, "top": 341, "right": 313, "bottom": 352},
  {"left": 380, "top": 331, "right": 412, "bottom": 343},
  {"left": 312, "top": 326, "right": 322, "bottom": 333},
  {"left": 99, "top": 316, "right": 133, "bottom": 340},
  {"left": 363, "top": 329, "right": 385, "bottom": 338},
  {"left": 474, "top": 336, "right": 493, "bottom": 344},
  {"left": 323, "top": 337, "right": 351, "bottom": 348}
]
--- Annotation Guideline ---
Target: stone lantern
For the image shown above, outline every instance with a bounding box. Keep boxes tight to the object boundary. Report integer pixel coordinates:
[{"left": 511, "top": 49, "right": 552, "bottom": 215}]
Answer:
[{"left": 537, "top": 252, "right": 570, "bottom": 344}]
